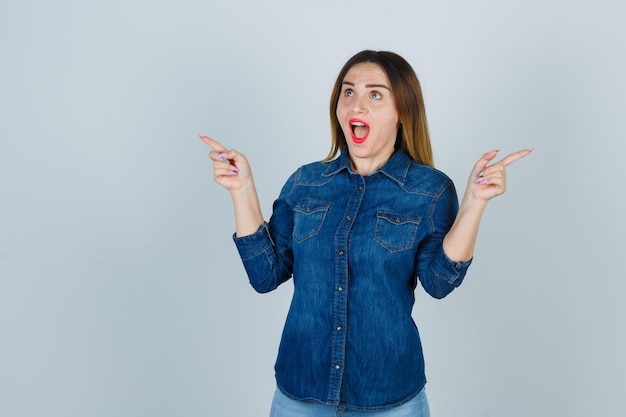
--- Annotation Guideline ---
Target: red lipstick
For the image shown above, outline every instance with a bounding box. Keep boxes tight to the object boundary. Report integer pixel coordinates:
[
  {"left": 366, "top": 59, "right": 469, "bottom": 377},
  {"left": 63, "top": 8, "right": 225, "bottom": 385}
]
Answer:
[{"left": 349, "top": 118, "right": 370, "bottom": 144}]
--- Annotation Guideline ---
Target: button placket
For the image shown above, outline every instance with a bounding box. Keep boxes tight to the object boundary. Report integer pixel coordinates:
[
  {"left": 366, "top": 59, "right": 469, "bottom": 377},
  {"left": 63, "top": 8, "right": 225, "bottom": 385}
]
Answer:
[{"left": 328, "top": 176, "right": 366, "bottom": 402}]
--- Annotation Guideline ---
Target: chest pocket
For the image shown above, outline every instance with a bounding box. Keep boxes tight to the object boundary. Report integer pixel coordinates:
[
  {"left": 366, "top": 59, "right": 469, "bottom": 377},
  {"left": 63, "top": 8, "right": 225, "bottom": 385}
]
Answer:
[
  {"left": 374, "top": 211, "right": 421, "bottom": 252},
  {"left": 293, "top": 201, "right": 331, "bottom": 243}
]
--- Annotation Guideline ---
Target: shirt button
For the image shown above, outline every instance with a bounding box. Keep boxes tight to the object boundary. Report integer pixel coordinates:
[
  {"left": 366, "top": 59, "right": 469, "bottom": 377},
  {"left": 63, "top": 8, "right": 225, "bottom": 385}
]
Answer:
[
  {"left": 338, "top": 287, "right": 344, "bottom": 292},
  {"left": 346, "top": 216, "right": 351, "bottom": 221},
  {"left": 337, "top": 326, "right": 342, "bottom": 331},
  {"left": 338, "top": 250, "right": 344, "bottom": 256},
  {"left": 358, "top": 185, "right": 363, "bottom": 190},
  {"left": 335, "top": 364, "right": 341, "bottom": 370}
]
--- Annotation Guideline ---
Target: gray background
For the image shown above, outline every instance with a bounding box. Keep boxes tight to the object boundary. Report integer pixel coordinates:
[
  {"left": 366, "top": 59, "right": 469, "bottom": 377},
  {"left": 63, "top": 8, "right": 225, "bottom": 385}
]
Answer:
[{"left": 1, "top": 1, "right": 624, "bottom": 416}]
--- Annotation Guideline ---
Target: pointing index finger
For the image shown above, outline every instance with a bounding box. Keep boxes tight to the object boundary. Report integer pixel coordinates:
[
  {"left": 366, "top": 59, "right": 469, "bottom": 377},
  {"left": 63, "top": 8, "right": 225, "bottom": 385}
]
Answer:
[
  {"left": 198, "top": 133, "right": 227, "bottom": 152},
  {"left": 499, "top": 148, "right": 534, "bottom": 168}
]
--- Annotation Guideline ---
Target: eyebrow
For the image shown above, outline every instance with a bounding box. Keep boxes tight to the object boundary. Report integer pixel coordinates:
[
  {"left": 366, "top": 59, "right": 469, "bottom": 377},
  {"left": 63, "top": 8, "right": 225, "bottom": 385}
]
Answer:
[{"left": 342, "top": 81, "right": 391, "bottom": 91}]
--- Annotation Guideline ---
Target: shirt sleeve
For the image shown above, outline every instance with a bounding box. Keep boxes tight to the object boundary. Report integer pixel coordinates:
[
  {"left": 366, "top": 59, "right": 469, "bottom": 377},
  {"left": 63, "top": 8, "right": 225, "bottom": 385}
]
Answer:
[
  {"left": 416, "top": 180, "right": 472, "bottom": 299},
  {"left": 232, "top": 172, "right": 296, "bottom": 293}
]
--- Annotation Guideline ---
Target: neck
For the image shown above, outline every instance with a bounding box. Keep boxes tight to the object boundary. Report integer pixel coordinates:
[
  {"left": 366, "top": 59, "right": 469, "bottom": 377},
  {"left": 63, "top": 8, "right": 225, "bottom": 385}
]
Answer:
[{"left": 349, "top": 152, "right": 393, "bottom": 176}]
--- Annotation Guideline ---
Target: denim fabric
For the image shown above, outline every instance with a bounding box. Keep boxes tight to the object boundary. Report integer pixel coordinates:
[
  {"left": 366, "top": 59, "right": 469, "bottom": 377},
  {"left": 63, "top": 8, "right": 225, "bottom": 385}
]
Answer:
[
  {"left": 234, "top": 149, "right": 471, "bottom": 410},
  {"left": 269, "top": 385, "right": 430, "bottom": 417}
]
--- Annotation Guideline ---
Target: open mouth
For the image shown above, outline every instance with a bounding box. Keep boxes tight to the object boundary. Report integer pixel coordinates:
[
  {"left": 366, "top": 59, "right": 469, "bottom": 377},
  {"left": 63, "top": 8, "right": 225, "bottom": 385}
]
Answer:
[{"left": 350, "top": 119, "right": 370, "bottom": 143}]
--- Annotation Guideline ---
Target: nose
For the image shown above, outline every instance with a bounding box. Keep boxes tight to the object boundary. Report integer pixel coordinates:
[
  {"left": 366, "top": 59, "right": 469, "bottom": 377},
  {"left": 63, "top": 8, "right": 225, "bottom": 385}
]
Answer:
[{"left": 351, "top": 95, "right": 368, "bottom": 114}]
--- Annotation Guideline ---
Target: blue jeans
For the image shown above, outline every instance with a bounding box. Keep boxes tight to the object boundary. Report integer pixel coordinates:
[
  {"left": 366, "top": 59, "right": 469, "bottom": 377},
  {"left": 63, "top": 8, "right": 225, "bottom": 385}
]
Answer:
[{"left": 269, "top": 387, "right": 430, "bottom": 417}]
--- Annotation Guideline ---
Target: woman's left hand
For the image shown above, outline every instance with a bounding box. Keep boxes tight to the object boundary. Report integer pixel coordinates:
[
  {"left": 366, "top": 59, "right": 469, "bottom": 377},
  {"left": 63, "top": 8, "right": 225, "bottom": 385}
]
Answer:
[{"left": 468, "top": 148, "right": 533, "bottom": 202}]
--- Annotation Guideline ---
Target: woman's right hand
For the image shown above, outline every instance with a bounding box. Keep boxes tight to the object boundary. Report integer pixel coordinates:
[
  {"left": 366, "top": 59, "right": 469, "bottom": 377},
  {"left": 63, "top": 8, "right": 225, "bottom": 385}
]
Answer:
[
  {"left": 198, "top": 133, "right": 264, "bottom": 236},
  {"left": 198, "top": 133, "right": 252, "bottom": 192}
]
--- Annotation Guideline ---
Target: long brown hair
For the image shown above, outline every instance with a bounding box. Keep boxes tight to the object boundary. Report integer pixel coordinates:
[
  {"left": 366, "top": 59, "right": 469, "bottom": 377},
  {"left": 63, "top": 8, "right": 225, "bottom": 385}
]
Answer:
[{"left": 325, "top": 50, "right": 433, "bottom": 167}]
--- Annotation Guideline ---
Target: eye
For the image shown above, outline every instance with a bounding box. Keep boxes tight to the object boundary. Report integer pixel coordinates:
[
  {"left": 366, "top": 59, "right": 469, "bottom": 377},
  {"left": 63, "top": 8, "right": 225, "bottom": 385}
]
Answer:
[
  {"left": 370, "top": 91, "right": 382, "bottom": 100},
  {"left": 344, "top": 89, "right": 355, "bottom": 97}
]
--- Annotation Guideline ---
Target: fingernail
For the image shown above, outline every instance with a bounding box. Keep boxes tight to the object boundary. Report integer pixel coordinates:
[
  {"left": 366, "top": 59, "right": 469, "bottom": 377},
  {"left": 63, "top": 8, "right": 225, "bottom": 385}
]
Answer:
[
  {"left": 219, "top": 157, "right": 229, "bottom": 163},
  {"left": 229, "top": 166, "right": 239, "bottom": 173},
  {"left": 477, "top": 171, "right": 485, "bottom": 177}
]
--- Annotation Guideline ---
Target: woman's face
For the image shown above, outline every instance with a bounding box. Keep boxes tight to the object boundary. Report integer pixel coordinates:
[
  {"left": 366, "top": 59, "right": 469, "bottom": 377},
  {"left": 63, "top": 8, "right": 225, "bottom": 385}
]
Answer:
[{"left": 336, "top": 62, "right": 399, "bottom": 174}]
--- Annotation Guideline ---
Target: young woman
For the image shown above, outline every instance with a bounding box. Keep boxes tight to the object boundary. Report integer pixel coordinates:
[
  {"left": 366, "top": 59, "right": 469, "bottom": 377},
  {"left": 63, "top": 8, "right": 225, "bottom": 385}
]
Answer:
[{"left": 200, "top": 50, "right": 531, "bottom": 416}]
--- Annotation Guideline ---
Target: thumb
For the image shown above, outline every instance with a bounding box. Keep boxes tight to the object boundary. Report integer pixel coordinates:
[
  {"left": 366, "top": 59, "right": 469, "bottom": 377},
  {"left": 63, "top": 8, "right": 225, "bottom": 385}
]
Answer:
[{"left": 473, "top": 149, "right": 500, "bottom": 175}]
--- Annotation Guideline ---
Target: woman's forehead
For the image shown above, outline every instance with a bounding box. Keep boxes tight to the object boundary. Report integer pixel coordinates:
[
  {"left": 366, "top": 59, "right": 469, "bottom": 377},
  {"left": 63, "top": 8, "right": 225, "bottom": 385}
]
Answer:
[{"left": 342, "top": 63, "right": 390, "bottom": 85}]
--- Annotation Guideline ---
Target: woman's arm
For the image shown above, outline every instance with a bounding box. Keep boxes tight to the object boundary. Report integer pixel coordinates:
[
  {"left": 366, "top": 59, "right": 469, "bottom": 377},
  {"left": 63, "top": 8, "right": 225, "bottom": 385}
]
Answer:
[
  {"left": 442, "top": 149, "right": 533, "bottom": 262},
  {"left": 198, "top": 134, "right": 264, "bottom": 237},
  {"left": 199, "top": 134, "right": 295, "bottom": 292}
]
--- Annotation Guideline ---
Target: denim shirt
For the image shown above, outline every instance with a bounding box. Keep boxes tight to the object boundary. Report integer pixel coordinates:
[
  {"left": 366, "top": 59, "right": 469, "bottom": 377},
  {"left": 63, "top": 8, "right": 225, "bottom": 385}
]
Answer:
[{"left": 233, "top": 149, "right": 472, "bottom": 411}]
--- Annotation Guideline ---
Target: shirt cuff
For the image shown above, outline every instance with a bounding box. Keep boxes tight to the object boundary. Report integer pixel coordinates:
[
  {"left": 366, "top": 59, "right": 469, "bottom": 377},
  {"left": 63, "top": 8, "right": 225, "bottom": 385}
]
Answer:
[
  {"left": 435, "top": 251, "right": 473, "bottom": 286},
  {"left": 232, "top": 222, "right": 274, "bottom": 261}
]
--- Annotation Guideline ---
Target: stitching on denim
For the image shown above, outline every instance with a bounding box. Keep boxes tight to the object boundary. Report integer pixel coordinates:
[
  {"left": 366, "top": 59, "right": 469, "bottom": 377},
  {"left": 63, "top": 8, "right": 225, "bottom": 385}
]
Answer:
[
  {"left": 263, "top": 247, "right": 275, "bottom": 269},
  {"left": 295, "top": 164, "right": 336, "bottom": 186},
  {"left": 427, "top": 179, "right": 453, "bottom": 234},
  {"left": 373, "top": 210, "right": 421, "bottom": 252},
  {"left": 435, "top": 266, "right": 460, "bottom": 285},
  {"left": 239, "top": 245, "right": 269, "bottom": 261},
  {"left": 293, "top": 201, "right": 331, "bottom": 243}
]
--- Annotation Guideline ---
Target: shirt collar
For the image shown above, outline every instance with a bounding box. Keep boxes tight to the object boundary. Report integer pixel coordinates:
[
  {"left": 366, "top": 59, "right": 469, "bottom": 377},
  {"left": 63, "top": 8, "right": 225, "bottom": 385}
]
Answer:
[{"left": 323, "top": 148, "right": 413, "bottom": 185}]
